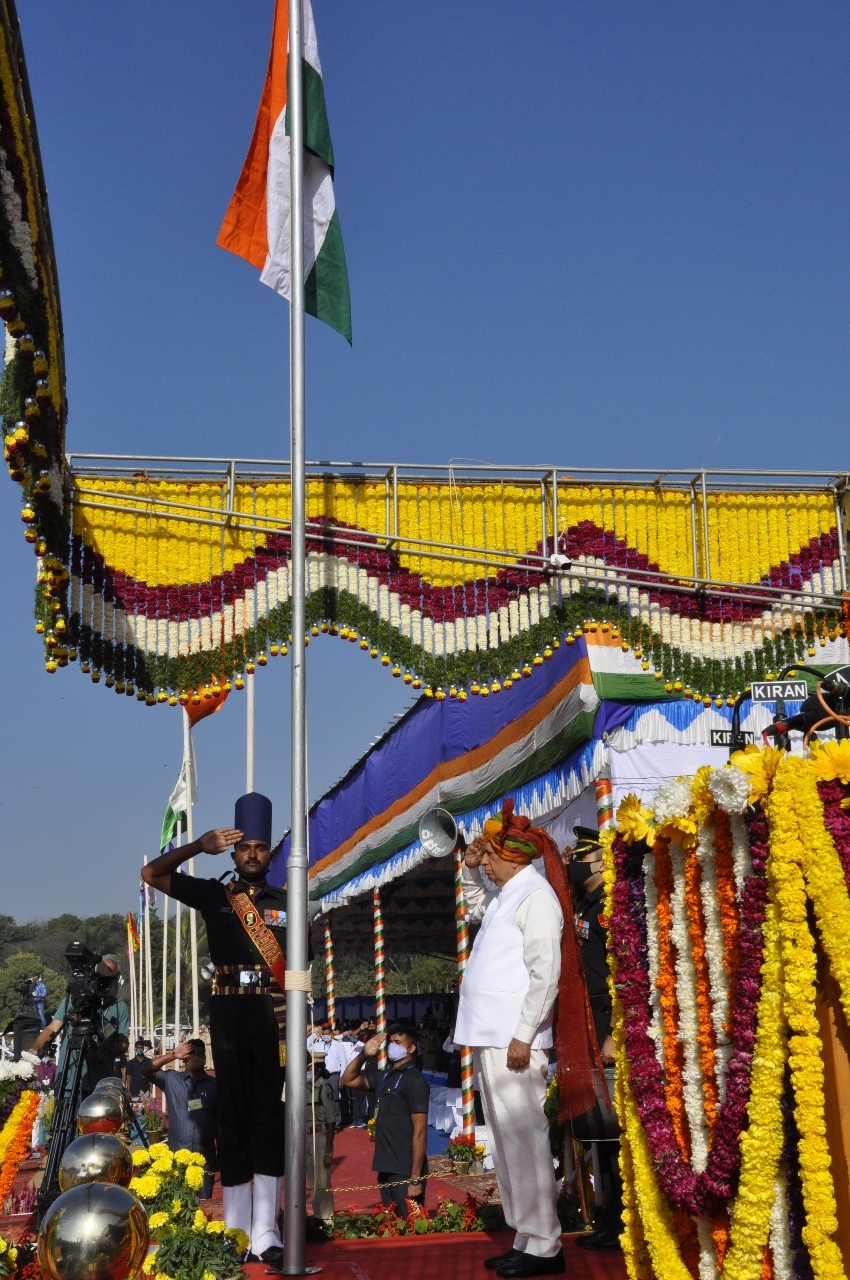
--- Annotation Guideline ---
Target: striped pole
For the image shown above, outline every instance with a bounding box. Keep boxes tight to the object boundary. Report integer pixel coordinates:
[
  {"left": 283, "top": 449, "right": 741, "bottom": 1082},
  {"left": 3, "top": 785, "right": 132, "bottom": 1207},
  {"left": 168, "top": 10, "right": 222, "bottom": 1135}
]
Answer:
[
  {"left": 454, "top": 847, "right": 476, "bottom": 1136},
  {"left": 373, "top": 888, "right": 387, "bottom": 1069},
  {"left": 324, "top": 920, "right": 336, "bottom": 1029},
  {"left": 595, "top": 771, "right": 615, "bottom": 831}
]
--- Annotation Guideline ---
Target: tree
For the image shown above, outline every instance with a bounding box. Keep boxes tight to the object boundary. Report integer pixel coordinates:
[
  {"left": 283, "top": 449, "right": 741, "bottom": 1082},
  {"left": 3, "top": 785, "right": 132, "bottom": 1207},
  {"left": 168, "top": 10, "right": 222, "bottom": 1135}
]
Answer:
[{"left": 0, "top": 951, "right": 64, "bottom": 1028}]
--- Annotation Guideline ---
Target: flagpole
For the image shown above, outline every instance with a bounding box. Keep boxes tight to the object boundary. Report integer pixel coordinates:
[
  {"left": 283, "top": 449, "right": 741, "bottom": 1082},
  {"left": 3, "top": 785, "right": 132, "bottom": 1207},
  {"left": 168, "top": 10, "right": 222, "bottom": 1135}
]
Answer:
[
  {"left": 246, "top": 667, "right": 255, "bottom": 792},
  {"left": 144, "top": 865, "right": 155, "bottom": 1045},
  {"left": 283, "top": 0, "right": 310, "bottom": 1272},
  {"left": 137, "top": 910, "right": 144, "bottom": 1039},
  {"left": 182, "top": 709, "right": 201, "bottom": 1037},
  {"left": 160, "top": 889, "right": 169, "bottom": 1121},
  {"left": 127, "top": 926, "right": 137, "bottom": 1045}
]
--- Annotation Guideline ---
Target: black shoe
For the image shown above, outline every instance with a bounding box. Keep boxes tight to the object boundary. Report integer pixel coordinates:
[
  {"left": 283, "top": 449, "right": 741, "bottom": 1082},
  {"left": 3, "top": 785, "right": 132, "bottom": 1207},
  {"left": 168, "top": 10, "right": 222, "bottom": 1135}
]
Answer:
[
  {"left": 577, "top": 1230, "right": 622, "bottom": 1252},
  {"left": 485, "top": 1249, "right": 524, "bottom": 1271},
  {"left": 260, "top": 1246, "right": 284, "bottom": 1269},
  {"left": 496, "top": 1250, "right": 566, "bottom": 1278}
]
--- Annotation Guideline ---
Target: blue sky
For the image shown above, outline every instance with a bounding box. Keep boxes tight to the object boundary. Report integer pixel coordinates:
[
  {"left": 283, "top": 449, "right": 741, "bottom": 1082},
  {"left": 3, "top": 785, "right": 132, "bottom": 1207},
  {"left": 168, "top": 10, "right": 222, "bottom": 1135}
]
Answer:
[{"left": 2, "top": 2, "right": 849, "bottom": 921}]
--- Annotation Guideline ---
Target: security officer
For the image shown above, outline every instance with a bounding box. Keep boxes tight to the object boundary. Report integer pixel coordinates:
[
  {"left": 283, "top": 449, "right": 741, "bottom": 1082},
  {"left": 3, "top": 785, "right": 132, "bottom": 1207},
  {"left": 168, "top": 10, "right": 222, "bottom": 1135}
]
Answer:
[
  {"left": 142, "top": 792, "right": 287, "bottom": 1267},
  {"left": 568, "top": 824, "right": 622, "bottom": 1252}
]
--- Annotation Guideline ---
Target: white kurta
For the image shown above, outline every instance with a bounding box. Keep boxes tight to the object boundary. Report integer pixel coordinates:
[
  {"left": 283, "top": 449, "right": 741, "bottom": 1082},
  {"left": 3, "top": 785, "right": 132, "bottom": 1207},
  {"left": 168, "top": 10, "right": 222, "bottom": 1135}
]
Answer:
[{"left": 454, "top": 861, "right": 564, "bottom": 1258}]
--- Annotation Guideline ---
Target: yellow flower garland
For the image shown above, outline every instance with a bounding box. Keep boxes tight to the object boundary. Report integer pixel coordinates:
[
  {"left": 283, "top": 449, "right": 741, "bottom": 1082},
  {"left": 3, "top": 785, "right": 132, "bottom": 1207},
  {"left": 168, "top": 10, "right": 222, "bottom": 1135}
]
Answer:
[
  {"left": 792, "top": 762, "right": 850, "bottom": 1028},
  {"left": 767, "top": 756, "right": 844, "bottom": 1280},
  {"left": 602, "top": 830, "right": 690, "bottom": 1280},
  {"left": 721, "top": 893, "right": 787, "bottom": 1280}
]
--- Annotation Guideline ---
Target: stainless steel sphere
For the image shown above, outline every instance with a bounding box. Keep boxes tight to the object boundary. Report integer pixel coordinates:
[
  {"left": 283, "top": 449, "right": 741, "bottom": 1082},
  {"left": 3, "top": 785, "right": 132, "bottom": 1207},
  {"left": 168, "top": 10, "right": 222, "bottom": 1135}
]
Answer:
[
  {"left": 75, "top": 1092, "right": 123, "bottom": 1135},
  {"left": 58, "top": 1133, "right": 133, "bottom": 1190},
  {"left": 38, "top": 1182, "right": 149, "bottom": 1280},
  {"left": 92, "top": 1079, "right": 133, "bottom": 1118}
]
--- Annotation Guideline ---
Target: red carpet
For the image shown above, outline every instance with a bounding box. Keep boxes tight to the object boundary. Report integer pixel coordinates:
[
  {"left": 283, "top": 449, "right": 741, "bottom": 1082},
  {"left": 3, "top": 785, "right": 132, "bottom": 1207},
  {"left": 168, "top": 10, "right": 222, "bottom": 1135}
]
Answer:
[{"left": 244, "top": 1232, "right": 628, "bottom": 1280}]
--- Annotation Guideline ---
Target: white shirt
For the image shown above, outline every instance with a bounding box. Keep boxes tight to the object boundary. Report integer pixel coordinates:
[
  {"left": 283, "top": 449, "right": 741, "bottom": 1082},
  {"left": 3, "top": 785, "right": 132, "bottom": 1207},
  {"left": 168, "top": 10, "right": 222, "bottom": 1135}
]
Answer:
[{"left": 456, "top": 861, "right": 563, "bottom": 1047}]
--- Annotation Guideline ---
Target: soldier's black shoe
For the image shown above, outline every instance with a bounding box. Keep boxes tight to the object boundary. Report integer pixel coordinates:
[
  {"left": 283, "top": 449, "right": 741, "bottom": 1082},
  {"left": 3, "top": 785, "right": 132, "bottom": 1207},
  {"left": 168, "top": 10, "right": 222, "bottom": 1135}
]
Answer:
[
  {"left": 495, "top": 1249, "right": 566, "bottom": 1278},
  {"left": 484, "top": 1248, "right": 524, "bottom": 1271}
]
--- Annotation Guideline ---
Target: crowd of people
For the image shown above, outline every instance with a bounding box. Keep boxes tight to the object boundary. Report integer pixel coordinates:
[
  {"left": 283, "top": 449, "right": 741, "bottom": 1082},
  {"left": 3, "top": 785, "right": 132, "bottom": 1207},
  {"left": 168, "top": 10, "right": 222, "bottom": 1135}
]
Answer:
[{"left": 26, "top": 787, "right": 621, "bottom": 1279}]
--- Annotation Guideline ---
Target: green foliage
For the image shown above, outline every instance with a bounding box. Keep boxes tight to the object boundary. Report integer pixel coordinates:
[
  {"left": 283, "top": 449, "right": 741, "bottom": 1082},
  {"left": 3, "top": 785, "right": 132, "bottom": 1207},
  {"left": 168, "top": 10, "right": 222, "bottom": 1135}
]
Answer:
[
  {"left": 331, "top": 1193, "right": 493, "bottom": 1238},
  {"left": 317, "top": 951, "right": 456, "bottom": 997},
  {"left": 0, "top": 951, "right": 64, "bottom": 1027}
]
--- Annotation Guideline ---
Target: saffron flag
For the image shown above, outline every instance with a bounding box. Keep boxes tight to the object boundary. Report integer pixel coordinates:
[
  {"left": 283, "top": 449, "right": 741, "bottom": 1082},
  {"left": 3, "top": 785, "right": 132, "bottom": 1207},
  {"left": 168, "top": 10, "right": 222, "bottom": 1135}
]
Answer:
[
  {"left": 217, "top": 0, "right": 352, "bottom": 342},
  {"left": 127, "top": 911, "right": 140, "bottom": 954}
]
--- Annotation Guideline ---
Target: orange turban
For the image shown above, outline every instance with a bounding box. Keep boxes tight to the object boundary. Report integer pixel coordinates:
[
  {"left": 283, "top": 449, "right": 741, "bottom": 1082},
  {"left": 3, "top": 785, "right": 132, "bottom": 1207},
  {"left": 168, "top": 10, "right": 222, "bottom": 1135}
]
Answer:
[{"left": 482, "top": 799, "right": 554, "bottom": 864}]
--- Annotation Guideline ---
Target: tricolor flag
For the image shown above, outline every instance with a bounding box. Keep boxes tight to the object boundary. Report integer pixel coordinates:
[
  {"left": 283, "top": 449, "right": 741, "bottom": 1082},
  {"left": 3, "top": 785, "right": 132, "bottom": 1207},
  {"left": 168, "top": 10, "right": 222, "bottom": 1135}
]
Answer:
[
  {"left": 160, "top": 730, "right": 198, "bottom": 852},
  {"left": 218, "top": 0, "right": 351, "bottom": 343}
]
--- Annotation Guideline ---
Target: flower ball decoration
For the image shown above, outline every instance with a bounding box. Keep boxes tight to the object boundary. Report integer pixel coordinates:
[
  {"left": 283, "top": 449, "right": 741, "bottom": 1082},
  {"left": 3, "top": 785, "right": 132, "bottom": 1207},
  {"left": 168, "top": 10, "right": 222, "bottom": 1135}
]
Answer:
[{"left": 38, "top": 1182, "right": 149, "bottom": 1280}]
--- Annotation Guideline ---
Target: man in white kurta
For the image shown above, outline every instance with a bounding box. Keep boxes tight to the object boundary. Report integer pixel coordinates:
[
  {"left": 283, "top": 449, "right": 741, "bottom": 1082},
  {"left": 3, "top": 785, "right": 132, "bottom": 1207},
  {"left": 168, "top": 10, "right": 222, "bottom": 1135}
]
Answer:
[{"left": 454, "top": 820, "right": 566, "bottom": 1279}]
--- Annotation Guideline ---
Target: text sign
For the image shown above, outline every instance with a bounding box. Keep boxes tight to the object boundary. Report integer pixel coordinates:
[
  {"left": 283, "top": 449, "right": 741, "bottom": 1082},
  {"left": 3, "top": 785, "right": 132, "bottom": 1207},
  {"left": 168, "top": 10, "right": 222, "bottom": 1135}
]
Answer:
[
  {"left": 710, "top": 730, "right": 755, "bottom": 747},
  {"left": 750, "top": 680, "right": 807, "bottom": 703}
]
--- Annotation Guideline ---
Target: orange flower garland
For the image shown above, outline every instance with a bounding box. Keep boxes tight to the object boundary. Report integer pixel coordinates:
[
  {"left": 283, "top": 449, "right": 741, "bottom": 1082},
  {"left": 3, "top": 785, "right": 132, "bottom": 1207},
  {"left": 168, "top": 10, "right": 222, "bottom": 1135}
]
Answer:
[
  {"left": 653, "top": 839, "right": 691, "bottom": 1159},
  {"left": 683, "top": 851, "right": 718, "bottom": 1130},
  {"left": 713, "top": 811, "right": 740, "bottom": 1036},
  {"left": 0, "top": 1089, "right": 38, "bottom": 1206}
]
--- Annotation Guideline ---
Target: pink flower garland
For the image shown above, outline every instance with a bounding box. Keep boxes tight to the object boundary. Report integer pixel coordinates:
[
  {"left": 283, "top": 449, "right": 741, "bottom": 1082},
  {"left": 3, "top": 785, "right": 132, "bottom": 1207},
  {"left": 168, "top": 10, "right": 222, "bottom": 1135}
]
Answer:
[
  {"left": 609, "top": 810, "right": 769, "bottom": 1215},
  {"left": 814, "top": 778, "right": 850, "bottom": 894}
]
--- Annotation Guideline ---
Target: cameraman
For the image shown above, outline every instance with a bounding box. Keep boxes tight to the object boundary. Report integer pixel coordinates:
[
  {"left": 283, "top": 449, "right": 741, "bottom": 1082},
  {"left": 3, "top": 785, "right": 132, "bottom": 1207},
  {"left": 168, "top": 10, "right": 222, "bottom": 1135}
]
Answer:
[{"left": 32, "top": 954, "right": 129, "bottom": 1096}]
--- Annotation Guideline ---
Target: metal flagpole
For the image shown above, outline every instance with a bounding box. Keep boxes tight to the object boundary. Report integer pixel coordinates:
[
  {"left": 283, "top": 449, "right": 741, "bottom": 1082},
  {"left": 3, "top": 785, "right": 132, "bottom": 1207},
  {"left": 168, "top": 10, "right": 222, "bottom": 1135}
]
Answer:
[
  {"left": 183, "top": 710, "right": 201, "bottom": 1036},
  {"left": 246, "top": 666, "right": 255, "bottom": 792},
  {"left": 283, "top": 0, "right": 311, "bottom": 1272}
]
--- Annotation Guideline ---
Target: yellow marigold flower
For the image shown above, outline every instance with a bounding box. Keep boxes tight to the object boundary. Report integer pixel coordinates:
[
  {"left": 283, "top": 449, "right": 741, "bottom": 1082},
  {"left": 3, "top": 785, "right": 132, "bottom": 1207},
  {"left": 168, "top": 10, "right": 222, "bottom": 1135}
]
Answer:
[
  {"left": 131, "top": 1148, "right": 152, "bottom": 1167},
  {"left": 616, "top": 794, "right": 656, "bottom": 845},
  {"left": 155, "top": 1272, "right": 174, "bottom": 1280},
  {"left": 730, "top": 743, "right": 784, "bottom": 804},
  {"left": 225, "top": 1228, "right": 250, "bottom": 1254},
  {"left": 206, "top": 1220, "right": 226, "bottom": 1235},
  {"left": 0, "top": 1241, "right": 6, "bottom": 1256},
  {"left": 148, "top": 1142, "right": 170, "bottom": 1160},
  {"left": 141, "top": 1254, "right": 157, "bottom": 1275},
  {"left": 174, "top": 1149, "right": 193, "bottom": 1165},
  {"left": 183, "top": 1164, "right": 204, "bottom": 1191},
  {"left": 203, "top": 1271, "right": 217, "bottom": 1280},
  {"left": 132, "top": 1174, "right": 162, "bottom": 1200},
  {"left": 690, "top": 765, "right": 715, "bottom": 828},
  {"left": 171, "top": 1199, "right": 182, "bottom": 1216},
  {"left": 809, "top": 738, "right": 850, "bottom": 785},
  {"left": 193, "top": 1209, "right": 207, "bottom": 1231},
  {"left": 151, "top": 1157, "right": 172, "bottom": 1175},
  {"left": 148, "top": 1212, "right": 169, "bottom": 1231},
  {"left": 187, "top": 1151, "right": 206, "bottom": 1166}
]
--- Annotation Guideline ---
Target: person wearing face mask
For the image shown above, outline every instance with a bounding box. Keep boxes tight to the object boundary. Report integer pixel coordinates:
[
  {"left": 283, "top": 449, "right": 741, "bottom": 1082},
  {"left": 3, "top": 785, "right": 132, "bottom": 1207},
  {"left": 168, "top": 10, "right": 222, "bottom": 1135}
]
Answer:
[
  {"left": 340, "top": 1023, "right": 429, "bottom": 1216},
  {"left": 124, "top": 1039, "right": 152, "bottom": 1098},
  {"left": 142, "top": 792, "right": 288, "bottom": 1266},
  {"left": 568, "top": 825, "right": 623, "bottom": 1252},
  {"left": 142, "top": 1039, "right": 218, "bottom": 1197}
]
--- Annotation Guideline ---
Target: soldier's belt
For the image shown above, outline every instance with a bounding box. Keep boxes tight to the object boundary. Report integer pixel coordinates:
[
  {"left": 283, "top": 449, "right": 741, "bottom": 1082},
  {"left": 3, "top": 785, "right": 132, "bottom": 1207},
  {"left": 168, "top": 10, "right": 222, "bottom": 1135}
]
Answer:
[{"left": 212, "top": 965, "right": 272, "bottom": 995}]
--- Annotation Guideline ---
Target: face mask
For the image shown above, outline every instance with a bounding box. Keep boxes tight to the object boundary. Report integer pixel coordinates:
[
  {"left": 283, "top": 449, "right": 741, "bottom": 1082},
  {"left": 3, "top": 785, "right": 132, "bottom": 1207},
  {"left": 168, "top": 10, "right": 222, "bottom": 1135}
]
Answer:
[
  {"left": 568, "top": 860, "right": 595, "bottom": 887},
  {"left": 322, "top": 1034, "right": 331, "bottom": 1043},
  {"left": 387, "top": 1041, "right": 410, "bottom": 1063}
]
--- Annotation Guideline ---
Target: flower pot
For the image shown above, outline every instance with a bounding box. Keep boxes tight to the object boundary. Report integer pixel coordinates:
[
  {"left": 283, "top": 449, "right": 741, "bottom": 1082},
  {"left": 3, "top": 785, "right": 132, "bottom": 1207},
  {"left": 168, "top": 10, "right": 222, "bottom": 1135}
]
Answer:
[
  {"left": 469, "top": 1159, "right": 485, "bottom": 1175},
  {"left": 451, "top": 1159, "right": 471, "bottom": 1176}
]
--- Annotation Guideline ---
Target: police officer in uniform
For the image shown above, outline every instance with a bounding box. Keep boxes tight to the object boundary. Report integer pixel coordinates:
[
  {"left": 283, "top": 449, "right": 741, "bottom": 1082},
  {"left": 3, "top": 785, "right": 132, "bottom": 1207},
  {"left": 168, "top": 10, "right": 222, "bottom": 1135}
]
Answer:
[
  {"left": 568, "top": 825, "right": 622, "bottom": 1252},
  {"left": 142, "top": 793, "right": 287, "bottom": 1267}
]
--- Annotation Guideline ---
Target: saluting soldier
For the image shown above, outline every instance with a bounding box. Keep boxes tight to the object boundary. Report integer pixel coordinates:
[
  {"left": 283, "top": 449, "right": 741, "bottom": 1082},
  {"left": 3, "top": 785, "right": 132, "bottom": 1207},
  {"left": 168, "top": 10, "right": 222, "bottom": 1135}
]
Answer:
[{"left": 142, "top": 792, "right": 287, "bottom": 1267}]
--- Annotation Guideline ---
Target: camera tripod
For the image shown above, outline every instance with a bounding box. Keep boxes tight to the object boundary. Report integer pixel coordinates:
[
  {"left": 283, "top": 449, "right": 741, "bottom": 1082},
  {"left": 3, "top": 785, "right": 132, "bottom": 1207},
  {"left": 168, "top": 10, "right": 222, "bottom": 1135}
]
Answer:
[{"left": 35, "top": 1013, "right": 122, "bottom": 1224}]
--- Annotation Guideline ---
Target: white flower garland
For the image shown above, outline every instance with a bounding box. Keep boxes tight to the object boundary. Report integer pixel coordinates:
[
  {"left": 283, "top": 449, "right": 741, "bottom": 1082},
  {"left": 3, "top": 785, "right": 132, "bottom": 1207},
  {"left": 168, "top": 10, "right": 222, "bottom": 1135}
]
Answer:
[
  {"left": 707, "top": 765, "right": 750, "bottom": 815},
  {"left": 695, "top": 814, "right": 730, "bottom": 1104},
  {"left": 669, "top": 840, "right": 709, "bottom": 1171},
  {"left": 696, "top": 1216, "right": 718, "bottom": 1280},
  {"left": 729, "top": 813, "right": 752, "bottom": 900},
  {"left": 655, "top": 777, "right": 695, "bottom": 828},
  {"left": 643, "top": 844, "right": 665, "bottom": 1064},
  {"left": 768, "top": 1172, "right": 793, "bottom": 1280}
]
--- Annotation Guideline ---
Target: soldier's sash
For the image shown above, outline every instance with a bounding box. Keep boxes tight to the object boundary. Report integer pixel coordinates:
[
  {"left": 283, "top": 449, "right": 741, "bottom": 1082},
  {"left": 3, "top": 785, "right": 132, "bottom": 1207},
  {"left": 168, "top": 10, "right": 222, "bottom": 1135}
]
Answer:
[{"left": 225, "top": 884, "right": 287, "bottom": 994}]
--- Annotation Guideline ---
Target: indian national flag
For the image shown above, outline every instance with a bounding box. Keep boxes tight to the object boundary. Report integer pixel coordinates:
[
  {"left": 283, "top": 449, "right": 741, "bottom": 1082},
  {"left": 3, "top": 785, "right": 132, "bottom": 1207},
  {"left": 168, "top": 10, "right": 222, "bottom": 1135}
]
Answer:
[{"left": 217, "top": 0, "right": 352, "bottom": 343}]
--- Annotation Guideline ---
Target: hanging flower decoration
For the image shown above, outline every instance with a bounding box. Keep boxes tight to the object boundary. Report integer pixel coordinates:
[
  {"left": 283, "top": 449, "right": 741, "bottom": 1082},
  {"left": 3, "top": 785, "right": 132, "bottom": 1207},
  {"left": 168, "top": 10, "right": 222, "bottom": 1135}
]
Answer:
[{"left": 606, "top": 746, "right": 850, "bottom": 1280}]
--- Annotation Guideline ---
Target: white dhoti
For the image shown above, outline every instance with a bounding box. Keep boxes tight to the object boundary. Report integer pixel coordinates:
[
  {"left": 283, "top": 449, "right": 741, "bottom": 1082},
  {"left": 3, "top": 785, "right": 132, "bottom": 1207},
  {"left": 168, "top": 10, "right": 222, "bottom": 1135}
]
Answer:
[{"left": 475, "top": 1046, "right": 561, "bottom": 1258}]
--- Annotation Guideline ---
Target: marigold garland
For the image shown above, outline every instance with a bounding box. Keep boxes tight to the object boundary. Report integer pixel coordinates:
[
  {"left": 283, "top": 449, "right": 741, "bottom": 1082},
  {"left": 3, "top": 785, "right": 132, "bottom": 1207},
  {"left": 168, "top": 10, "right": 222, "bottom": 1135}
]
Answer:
[
  {"left": 765, "top": 757, "right": 842, "bottom": 1280},
  {"left": 683, "top": 848, "right": 718, "bottom": 1130},
  {"left": 653, "top": 838, "right": 692, "bottom": 1159},
  {"left": 0, "top": 1089, "right": 38, "bottom": 1207}
]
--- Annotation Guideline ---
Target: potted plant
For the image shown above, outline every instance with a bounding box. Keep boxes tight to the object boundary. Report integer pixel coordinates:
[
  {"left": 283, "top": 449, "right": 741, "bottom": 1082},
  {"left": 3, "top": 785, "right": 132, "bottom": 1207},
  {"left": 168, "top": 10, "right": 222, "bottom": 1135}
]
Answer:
[
  {"left": 137, "top": 1097, "right": 163, "bottom": 1141},
  {"left": 445, "top": 1133, "right": 480, "bottom": 1174}
]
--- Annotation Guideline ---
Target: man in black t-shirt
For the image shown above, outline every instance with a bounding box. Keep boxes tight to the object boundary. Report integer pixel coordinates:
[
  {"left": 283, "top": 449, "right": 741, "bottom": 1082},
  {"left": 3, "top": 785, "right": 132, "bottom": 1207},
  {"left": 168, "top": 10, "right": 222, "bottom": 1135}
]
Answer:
[
  {"left": 340, "top": 1023, "right": 429, "bottom": 1216},
  {"left": 125, "top": 1040, "right": 151, "bottom": 1097}
]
